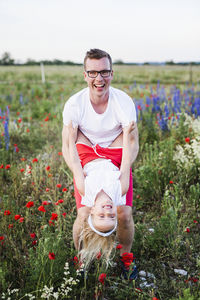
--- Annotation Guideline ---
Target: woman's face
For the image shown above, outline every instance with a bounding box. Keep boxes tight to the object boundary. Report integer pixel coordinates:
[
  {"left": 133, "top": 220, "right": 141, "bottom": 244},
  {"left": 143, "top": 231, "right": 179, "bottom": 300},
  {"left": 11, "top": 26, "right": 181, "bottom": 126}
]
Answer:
[{"left": 90, "top": 190, "right": 117, "bottom": 232}]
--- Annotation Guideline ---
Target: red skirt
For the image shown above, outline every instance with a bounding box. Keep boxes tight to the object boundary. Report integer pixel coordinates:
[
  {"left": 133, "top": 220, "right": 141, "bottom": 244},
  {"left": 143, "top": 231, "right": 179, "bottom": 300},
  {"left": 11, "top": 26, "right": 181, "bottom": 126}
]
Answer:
[{"left": 74, "top": 143, "right": 133, "bottom": 209}]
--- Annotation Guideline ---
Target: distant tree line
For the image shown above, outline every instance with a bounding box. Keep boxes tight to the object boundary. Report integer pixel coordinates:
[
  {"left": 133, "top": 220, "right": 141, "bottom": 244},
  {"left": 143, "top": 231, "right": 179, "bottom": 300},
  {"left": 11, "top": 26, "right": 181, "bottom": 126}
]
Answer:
[
  {"left": 0, "top": 52, "right": 82, "bottom": 66},
  {"left": 0, "top": 52, "right": 199, "bottom": 66}
]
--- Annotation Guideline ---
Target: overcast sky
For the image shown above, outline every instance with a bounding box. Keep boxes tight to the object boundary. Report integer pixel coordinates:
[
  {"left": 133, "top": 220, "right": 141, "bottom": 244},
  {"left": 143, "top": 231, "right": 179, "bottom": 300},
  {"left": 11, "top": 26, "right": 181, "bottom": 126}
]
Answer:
[{"left": 1, "top": 0, "right": 200, "bottom": 63}]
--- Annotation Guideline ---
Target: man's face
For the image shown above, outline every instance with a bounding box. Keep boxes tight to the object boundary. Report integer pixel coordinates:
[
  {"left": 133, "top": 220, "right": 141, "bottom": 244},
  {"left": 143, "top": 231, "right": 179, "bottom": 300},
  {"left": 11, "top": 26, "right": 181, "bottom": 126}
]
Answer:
[{"left": 84, "top": 57, "right": 113, "bottom": 100}]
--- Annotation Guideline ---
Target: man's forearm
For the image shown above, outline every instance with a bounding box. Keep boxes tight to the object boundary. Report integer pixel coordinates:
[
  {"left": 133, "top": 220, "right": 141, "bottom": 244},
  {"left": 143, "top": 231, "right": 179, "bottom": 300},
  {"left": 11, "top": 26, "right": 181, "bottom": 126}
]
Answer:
[{"left": 62, "top": 142, "right": 73, "bottom": 172}]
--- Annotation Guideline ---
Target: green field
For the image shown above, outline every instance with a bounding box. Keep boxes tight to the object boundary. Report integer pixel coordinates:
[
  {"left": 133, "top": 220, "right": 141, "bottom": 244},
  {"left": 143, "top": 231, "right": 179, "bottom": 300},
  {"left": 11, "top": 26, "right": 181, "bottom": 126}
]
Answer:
[{"left": 0, "top": 65, "right": 200, "bottom": 299}]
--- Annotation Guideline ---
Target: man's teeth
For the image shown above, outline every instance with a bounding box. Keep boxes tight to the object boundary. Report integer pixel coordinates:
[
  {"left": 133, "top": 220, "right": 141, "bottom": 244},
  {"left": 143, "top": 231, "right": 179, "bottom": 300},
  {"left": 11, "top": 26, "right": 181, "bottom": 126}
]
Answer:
[{"left": 95, "top": 84, "right": 104, "bottom": 87}]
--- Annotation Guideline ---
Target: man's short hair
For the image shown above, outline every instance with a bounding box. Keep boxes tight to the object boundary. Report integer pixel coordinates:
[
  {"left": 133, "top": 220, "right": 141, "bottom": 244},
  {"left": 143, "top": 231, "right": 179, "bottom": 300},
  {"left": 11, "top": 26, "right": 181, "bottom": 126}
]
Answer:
[{"left": 84, "top": 49, "right": 112, "bottom": 70}]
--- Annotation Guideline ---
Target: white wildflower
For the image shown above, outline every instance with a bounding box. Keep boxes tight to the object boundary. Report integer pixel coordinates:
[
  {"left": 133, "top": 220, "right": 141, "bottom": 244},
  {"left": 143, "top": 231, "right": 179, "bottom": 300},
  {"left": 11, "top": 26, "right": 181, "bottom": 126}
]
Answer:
[
  {"left": 25, "top": 293, "right": 36, "bottom": 300},
  {"left": 174, "top": 268, "right": 187, "bottom": 276},
  {"left": 173, "top": 145, "right": 190, "bottom": 169},
  {"left": 41, "top": 286, "right": 54, "bottom": 299},
  {"left": 191, "top": 137, "right": 200, "bottom": 161},
  {"left": 53, "top": 292, "right": 59, "bottom": 299}
]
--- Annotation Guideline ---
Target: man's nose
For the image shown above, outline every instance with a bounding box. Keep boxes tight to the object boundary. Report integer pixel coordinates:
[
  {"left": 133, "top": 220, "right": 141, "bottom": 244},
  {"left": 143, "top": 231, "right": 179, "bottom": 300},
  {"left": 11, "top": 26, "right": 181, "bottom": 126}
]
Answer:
[{"left": 96, "top": 72, "right": 104, "bottom": 79}]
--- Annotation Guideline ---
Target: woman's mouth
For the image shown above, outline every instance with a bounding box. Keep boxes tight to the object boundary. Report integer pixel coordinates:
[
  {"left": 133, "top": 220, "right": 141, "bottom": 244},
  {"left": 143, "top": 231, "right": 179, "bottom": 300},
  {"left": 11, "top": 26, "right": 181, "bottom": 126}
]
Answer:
[{"left": 103, "top": 205, "right": 112, "bottom": 209}]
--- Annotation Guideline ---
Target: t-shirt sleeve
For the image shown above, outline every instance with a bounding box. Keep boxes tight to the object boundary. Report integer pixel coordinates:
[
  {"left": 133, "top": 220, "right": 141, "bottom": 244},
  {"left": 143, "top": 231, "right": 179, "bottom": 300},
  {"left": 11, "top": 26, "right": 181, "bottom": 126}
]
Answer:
[
  {"left": 121, "top": 95, "right": 137, "bottom": 126},
  {"left": 62, "top": 98, "right": 80, "bottom": 127},
  {"left": 113, "top": 90, "right": 137, "bottom": 127}
]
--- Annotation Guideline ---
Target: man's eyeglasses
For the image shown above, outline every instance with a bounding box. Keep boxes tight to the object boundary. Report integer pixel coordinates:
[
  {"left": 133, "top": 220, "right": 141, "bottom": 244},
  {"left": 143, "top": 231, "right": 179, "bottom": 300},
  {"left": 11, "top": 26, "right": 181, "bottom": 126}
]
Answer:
[{"left": 86, "top": 70, "right": 112, "bottom": 78}]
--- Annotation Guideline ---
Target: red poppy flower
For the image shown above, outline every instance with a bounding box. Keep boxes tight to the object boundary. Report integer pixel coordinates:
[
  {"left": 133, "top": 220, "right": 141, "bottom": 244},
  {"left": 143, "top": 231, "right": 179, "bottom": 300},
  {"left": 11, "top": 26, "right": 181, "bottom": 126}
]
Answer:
[
  {"left": 0, "top": 236, "right": 4, "bottom": 240},
  {"left": 45, "top": 188, "right": 50, "bottom": 192},
  {"left": 42, "top": 201, "right": 49, "bottom": 205},
  {"left": 27, "top": 128, "right": 30, "bottom": 133},
  {"left": 46, "top": 166, "right": 50, "bottom": 171},
  {"left": 152, "top": 298, "right": 159, "bottom": 300},
  {"left": 193, "top": 220, "right": 198, "bottom": 224},
  {"left": 58, "top": 152, "right": 62, "bottom": 156},
  {"left": 116, "top": 244, "right": 123, "bottom": 249},
  {"left": 62, "top": 188, "right": 67, "bottom": 192},
  {"left": 30, "top": 233, "right": 36, "bottom": 239},
  {"left": 15, "top": 146, "right": 19, "bottom": 153},
  {"left": 19, "top": 217, "right": 24, "bottom": 223},
  {"left": 20, "top": 168, "right": 25, "bottom": 172},
  {"left": 62, "top": 212, "right": 66, "bottom": 217},
  {"left": 185, "top": 137, "right": 190, "bottom": 143},
  {"left": 15, "top": 214, "right": 21, "bottom": 220},
  {"left": 32, "top": 158, "right": 38, "bottom": 163},
  {"left": 58, "top": 199, "right": 64, "bottom": 203},
  {"left": 4, "top": 210, "right": 11, "bottom": 215},
  {"left": 169, "top": 180, "right": 174, "bottom": 184},
  {"left": 26, "top": 201, "right": 34, "bottom": 208},
  {"left": 32, "top": 240, "right": 37, "bottom": 246},
  {"left": 5, "top": 165, "right": 11, "bottom": 169},
  {"left": 49, "top": 220, "right": 55, "bottom": 226},
  {"left": 44, "top": 116, "right": 49, "bottom": 122},
  {"left": 48, "top": 252, "right": 55, "bottom": 260},
  {"left": 186, "top": 227, "right": 190, "bottom": 233},
  {"left": 8, "top": 224, "right": 13, "bottom": 228},
  {"left": 73, "top": 256, "right": 79, "bottom": 263},
  {"left": 98, "top": 273, "right": 106, "bottom": 285},
  {"left": 38, "top": 206, "right": 46, "bottom": 212},
  {"left": 18, "top": 118, "right": 22, "bottom": 123},
  {"left": 0, "top": 164, "right": 4, "bottom": 169},
  {"left": 96, "top": 252, "right": 101, "bottom": 259},
  {"left": 51, "top": 213, "right": 58, "bottom": 220},
  {"left": 121, "top": 252, "right": 134, "bottom": 270},
  {"left": 56, "top": 184, "right": 62, "bottom": 188}
]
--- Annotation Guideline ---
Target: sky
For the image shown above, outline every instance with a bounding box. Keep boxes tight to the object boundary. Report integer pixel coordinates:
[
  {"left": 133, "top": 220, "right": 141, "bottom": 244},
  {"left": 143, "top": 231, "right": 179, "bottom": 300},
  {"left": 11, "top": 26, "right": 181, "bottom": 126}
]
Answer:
[{"left": 0, "top": 0, "right": 200, "bottom": 63}]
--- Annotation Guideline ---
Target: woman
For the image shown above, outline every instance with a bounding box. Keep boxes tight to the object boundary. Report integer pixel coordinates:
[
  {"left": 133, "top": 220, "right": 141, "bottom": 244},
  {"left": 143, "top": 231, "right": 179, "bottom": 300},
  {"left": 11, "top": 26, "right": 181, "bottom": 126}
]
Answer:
[{"left": 68, "top": 121, "right": 135, "bottom": 267}]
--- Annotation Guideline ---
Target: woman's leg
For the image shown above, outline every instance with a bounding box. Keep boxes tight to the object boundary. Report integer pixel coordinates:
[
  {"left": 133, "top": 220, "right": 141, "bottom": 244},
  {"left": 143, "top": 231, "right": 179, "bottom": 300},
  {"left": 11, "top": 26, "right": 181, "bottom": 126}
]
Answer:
[
  {"left": 76, "top": 130, "right": 93, "bottom": 146},
  {"left": 109, "top": 132, "right": 123, "bottom": 147}
]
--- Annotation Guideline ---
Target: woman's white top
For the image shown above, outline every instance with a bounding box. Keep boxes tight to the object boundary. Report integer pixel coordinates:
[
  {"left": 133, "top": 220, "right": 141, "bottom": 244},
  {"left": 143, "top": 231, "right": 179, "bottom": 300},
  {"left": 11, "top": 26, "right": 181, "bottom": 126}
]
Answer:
[{"left": 81, "top": 159, "right": 126, "bottom": 207}]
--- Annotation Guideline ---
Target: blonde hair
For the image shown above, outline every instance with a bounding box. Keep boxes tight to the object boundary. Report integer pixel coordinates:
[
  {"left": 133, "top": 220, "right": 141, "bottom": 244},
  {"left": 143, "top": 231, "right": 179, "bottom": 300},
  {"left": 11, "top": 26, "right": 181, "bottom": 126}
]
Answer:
[{"left": 78, "top": 219, "right": 116, "bottom": 268}]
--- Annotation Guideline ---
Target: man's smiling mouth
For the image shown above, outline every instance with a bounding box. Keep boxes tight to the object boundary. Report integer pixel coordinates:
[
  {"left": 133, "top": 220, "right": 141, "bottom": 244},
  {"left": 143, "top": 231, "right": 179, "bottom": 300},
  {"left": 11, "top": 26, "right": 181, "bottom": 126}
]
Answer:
[{"left": 94, "top": 84, "right": 105, "bottom": 88}]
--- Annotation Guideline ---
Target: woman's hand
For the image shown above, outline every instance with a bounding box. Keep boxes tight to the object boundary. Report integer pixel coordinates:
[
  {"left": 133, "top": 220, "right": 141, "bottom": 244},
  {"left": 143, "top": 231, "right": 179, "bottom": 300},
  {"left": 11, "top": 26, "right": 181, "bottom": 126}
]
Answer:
[{"left": 123, "top": 121, "right": 136, "bottom": 136}]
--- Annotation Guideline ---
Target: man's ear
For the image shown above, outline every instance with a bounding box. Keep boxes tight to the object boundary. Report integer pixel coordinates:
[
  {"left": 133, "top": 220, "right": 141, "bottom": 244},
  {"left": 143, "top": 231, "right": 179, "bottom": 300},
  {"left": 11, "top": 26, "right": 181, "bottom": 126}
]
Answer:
[
  {"left": 111, "top": 70, "right": 114, "bottom": 79},
  {"left": 83, "top": 71, "right": 87, "bottom": 81}
]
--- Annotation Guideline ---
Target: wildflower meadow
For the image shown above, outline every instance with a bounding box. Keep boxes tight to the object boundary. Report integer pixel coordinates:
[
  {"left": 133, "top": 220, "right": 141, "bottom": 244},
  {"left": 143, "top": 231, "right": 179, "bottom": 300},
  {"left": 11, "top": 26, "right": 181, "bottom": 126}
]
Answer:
[{"left": 0, "top": 65, "right": 200, "bottom": 299}]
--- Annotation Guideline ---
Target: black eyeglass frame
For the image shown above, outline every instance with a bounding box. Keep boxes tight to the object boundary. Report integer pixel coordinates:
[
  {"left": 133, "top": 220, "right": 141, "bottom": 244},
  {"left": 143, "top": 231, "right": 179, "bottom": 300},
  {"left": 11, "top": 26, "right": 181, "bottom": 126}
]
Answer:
[{"left": 86, "top": 70, "right": 112, "bottom": 78}]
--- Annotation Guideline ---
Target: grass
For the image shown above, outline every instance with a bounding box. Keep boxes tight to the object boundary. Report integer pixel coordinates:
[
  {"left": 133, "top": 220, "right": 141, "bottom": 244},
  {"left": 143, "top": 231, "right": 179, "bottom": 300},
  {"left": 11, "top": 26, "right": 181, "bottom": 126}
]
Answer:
[{"left": 0, "top": 65, "right": 200, "bottom": 299}]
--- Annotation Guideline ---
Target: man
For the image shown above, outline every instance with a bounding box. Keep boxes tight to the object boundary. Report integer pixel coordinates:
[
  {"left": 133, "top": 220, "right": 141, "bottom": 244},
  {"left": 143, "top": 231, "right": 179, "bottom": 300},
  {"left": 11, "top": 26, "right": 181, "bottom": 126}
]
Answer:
[{"left": 62, "top": 49, "right": 139, "bottom": 276}]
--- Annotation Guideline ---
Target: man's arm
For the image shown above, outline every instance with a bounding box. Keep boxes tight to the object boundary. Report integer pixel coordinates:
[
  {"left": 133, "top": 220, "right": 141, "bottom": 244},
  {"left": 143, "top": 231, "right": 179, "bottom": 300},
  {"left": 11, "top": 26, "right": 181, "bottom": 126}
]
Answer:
[
  {"left": 129, "top": 122, "right": 139, "bottom": 165},
  {"left": 120, "top": 121, "right": 139, "bottom": 195},
  {"left": 62, "top": 125, "right": 73, "bottom": 171},
  {"left": 62, "top": 123, "right": 85, "bottom": 196}
]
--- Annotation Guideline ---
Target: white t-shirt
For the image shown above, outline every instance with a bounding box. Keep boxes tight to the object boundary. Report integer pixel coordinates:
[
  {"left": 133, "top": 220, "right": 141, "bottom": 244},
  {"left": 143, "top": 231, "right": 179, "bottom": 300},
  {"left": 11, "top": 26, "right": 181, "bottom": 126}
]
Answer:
[
  {"left": 63, "top": 86, "right": 137, "bottom": 147},
  {"left": 81, "top": 159, "right": 126, "bottom": 207}
]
